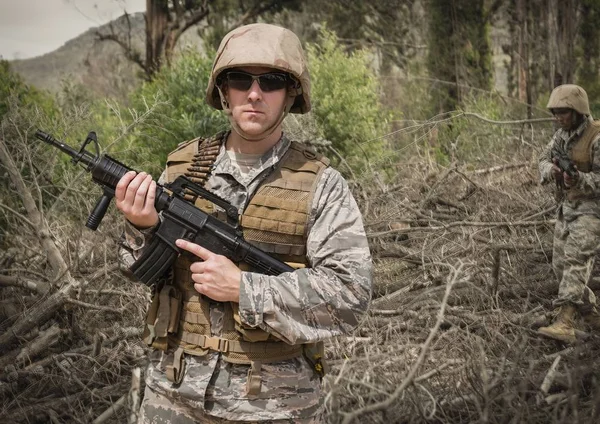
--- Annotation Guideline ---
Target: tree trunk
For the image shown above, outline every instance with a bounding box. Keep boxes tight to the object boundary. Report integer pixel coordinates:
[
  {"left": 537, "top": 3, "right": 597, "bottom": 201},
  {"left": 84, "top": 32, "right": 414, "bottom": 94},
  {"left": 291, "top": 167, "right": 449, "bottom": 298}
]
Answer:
[
  {"left": 146, "top": 0, "right": 170, "bottom": 78},
  {"left": 427, "top": 0, "right": 492, "bottom": 114},
  {"left": 555, "top": 0, "right": 578, "bottom": 84}
]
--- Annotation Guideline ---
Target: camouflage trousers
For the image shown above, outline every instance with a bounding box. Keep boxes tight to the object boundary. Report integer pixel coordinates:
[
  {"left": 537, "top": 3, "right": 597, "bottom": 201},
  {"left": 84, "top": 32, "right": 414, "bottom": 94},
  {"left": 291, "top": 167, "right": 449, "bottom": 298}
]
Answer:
[
  {"left": 137, "top": 385, "right": 324, "bottom": 424},
  {"left": 552, "top": 213, "right": 600, "bottom": 311}
]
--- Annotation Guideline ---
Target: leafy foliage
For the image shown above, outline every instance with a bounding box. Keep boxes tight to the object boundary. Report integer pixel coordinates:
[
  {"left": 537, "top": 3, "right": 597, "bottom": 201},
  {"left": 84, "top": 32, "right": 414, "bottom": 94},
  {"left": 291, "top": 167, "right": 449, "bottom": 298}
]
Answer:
[
  {"left": 296, "top": 0, "right": 416, "bottom": 72},
  {"left": 128, "top": 47, "right": 228, "bottom": 174},
  {"left": 304, "top": 28, "right": 391, "bottom": 174},
  {"left": 0, "top": 60, "right": 56, "bottom": 121}
]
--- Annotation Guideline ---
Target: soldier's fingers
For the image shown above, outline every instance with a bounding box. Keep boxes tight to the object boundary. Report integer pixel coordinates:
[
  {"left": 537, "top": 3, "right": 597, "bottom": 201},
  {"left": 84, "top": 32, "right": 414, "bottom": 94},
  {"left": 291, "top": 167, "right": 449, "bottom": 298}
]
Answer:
[
  {"left": 190, "top": 261, "right": 206, "bottom": 274},
  {"left": 143, "top": 180, "right": 157, "bottom": 212},
  {"left": 124, "top": 172, "right": 147, "bottom": 205},
  {"left": 133, "top": 175, "right": 153, "bottom": 210},
  {"left": 176, "top": 239, "right": 214, "bottom": 260},
  {"left": 115, "top": 171, "right": 137, "bottom": 202}
]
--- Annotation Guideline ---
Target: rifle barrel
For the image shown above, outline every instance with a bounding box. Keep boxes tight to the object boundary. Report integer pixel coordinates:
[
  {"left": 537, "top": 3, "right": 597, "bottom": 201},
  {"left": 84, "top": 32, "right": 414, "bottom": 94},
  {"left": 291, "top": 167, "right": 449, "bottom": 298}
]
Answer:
[{"left": 35, "top": 130, "right": 97, "bottom": 168}]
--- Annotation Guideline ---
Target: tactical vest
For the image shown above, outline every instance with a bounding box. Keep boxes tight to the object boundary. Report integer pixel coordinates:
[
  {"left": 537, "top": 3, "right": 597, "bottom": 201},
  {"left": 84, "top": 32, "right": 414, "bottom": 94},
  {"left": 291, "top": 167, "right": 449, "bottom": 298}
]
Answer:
[
  {"left": 143, "top": 133, "right": 330, "bottom": 392},
  {"left": 566, "top": 120, "right": 600, "bottom": 201}
]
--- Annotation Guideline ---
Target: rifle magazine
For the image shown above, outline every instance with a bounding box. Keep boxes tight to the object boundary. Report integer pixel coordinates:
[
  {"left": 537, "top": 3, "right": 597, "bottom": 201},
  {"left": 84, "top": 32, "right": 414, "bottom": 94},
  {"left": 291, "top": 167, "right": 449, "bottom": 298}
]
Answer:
[{"left": 130, "top": 237, "right": 178, "bottom": 286}]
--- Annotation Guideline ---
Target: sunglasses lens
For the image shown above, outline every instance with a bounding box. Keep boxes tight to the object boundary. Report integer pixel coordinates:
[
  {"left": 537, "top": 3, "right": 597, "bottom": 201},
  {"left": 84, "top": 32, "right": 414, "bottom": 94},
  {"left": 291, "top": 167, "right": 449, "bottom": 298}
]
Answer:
[
  {"left": 226, "top": 72, "right": 288, "bottom": 92},
  {"left": 258, "top": 73, "right": 288, "bottom": 91},
  {"left": 226, "top": 72, "right": 254, "bottom": 91}
]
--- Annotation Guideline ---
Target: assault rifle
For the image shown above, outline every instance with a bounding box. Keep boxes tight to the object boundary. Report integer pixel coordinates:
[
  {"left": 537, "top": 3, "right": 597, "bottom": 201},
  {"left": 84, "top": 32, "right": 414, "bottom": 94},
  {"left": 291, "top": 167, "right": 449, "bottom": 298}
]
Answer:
[
  {"left": 551, "top": 147, "right": 578, "bottom": 189},
  {"left": 35, "top": 130, "right": 294, "bottom": 285}
]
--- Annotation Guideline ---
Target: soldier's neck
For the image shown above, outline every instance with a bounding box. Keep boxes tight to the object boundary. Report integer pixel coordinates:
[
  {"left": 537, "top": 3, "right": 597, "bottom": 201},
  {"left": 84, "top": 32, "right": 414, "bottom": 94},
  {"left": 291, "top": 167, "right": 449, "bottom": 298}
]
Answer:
[{"left": 226, "top": 128, "right": 283, "bottom": 155}]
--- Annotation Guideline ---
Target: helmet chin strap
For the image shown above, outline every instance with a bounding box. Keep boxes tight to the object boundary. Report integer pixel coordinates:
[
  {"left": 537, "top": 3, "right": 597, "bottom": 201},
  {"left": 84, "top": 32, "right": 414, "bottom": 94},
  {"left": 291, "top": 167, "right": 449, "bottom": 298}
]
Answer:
[{"left": 217, "top": 85, "right": 295, "bottom": 141}]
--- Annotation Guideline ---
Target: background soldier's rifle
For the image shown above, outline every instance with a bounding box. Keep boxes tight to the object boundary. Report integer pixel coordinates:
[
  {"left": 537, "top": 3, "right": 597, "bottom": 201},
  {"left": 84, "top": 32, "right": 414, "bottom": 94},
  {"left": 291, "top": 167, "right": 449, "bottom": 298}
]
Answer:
[{"left": 551, "top": 146, "right": 578, "bottom": 189}]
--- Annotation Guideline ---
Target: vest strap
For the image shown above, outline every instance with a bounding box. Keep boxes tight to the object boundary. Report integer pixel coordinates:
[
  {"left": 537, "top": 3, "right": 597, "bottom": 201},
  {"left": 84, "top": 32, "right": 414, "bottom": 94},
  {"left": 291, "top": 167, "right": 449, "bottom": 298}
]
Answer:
[
  {"left": 175, "top": 332, "right": 303, "bottom": 362},
  {"left": 180, "top": 309, "right": 210, "bottom": 325},
  {"left": 166, "top": 347, "right": 185, "bottom": 384},
  {"left": 155, "top": 285, "right": 179, "bottom": 338},
  {"left": 246, "top": 360, "right": 263, "bottom": 396},
  {"left": 142, "top": 291, "right": 160, "bottom": 346}
]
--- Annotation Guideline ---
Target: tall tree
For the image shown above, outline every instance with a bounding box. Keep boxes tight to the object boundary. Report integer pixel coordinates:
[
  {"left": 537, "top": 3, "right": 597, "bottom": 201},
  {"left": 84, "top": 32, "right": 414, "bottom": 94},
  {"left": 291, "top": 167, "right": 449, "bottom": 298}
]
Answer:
[
  {"left": 578, "top": 0, "right": 600, "bottom": 115},
  {"left": 426, "top": 0, "right": 497, "bottom": 113},
  {"left": 505, "top": 0, "right": 581, "bottom": 116},
  {"left": 97, "top": 0, "right": 300, "bottom": 80},
  {"left": 292, "top": 0, "right": 416, "bottom": 73}
]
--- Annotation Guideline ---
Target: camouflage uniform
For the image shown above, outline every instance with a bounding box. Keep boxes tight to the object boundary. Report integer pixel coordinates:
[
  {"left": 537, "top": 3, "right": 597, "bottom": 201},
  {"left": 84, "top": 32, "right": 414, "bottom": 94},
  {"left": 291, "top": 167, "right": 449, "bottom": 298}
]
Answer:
[
  {"left": 121, "top": 133, "right": 371, "bottom": 422},
  {"left": 538, "top": 115, "right": 600, "bottom": 311},
  {"left": 119, "top": 23, "right": 372, "bottom": 422}
]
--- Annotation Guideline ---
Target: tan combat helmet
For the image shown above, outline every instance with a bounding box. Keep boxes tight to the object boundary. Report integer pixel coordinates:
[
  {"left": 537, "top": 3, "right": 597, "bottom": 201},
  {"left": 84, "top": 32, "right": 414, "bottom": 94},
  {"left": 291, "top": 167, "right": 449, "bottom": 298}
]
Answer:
[
  {"left": 206, "top": 23, "right": 311, "bottom": 114},
  {"left": 547, "top": 84, "right": 591, "bottom": 116}
]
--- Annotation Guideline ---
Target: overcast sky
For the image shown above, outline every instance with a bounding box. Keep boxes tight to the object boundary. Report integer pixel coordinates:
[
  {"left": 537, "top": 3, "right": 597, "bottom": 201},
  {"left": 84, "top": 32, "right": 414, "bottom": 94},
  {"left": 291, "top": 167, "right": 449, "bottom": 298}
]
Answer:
[{"left": 0, "top": 0, "right": 146, "bottom": 60}]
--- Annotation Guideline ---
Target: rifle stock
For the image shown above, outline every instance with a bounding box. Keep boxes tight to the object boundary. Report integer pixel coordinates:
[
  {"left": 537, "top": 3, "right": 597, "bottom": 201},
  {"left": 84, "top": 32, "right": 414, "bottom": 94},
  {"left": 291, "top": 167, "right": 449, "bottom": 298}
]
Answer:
[{"left": 35, "top": 130, "right": 294, "bottom": 285}]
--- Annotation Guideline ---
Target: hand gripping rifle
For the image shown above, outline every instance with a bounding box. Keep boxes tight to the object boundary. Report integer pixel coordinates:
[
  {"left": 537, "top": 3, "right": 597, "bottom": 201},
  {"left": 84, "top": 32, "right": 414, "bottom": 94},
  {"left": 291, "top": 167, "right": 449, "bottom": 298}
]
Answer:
[
  {"left": 551, "top": 146, "right": 578, "bottom": 189},
  {"left": 35, "top": 130, "right": 294, "bottom": 285}
]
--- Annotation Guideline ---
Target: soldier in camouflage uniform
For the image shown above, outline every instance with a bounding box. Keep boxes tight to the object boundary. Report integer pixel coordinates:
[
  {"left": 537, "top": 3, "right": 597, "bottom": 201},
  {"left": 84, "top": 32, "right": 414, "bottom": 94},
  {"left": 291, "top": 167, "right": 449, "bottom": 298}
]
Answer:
[
  {"left": 538, "top": 84, "right": 600, "bottom": 344},
  {"left": 114, "top": 23, "right": 373, "bottom": 422}
]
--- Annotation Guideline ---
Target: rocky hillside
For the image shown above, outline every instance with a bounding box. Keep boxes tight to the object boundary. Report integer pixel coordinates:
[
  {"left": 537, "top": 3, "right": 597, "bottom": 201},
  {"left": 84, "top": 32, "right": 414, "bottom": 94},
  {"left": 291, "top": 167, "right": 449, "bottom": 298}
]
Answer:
[{"left": 9, "top": 12, "right": 204, "bottom": 100}]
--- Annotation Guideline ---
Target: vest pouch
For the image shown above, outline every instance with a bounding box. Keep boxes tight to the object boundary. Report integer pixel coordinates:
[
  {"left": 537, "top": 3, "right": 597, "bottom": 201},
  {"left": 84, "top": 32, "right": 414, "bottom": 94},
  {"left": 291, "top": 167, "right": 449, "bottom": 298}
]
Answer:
[
  {"left": 143, "top": 285, "right": 182, "bottom": 351},
  {"left": 231, "top": 302, "right": 271, "bottom": 342}
]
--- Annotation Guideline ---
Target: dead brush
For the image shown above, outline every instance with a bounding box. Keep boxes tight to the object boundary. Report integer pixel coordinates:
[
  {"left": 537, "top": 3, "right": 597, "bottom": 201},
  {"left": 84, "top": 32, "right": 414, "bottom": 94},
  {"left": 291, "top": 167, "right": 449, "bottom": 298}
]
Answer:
[
  {"left": 322, "top": 115, "right": 600, "bottom": 423},
  {"left": 2, "top": 106, "right": 600, "bottom": 423}
]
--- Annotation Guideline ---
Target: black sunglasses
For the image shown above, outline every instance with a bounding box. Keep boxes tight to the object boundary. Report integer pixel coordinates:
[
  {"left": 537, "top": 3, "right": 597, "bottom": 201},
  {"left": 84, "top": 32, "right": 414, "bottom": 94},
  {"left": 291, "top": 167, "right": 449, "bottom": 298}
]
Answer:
[
  {"left": 224, "top": 71, "right": 289, "bottom": 92},
  {"left": 551, "top": 108, "right": 572, "bottom": 116}
]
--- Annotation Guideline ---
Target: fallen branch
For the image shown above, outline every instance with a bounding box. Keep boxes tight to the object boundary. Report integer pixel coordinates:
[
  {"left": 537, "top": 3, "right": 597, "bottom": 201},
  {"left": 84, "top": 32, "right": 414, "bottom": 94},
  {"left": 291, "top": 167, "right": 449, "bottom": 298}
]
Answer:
[
  {"left": 0, "top": 273, "right": 49, "bottom": 294},
  {"left": 469, "top": 162, "right": 530, "bottom": 175},
  {"left": 540, "top": 355, "right": 561, "bottom": 396},
  {"left": 341, "top": 262, "right": 464, "bottom": 424},
  {"left": 128, "top": 367, "right": 142, "bottom": 424},
  {"left": 65, "top": 298, "right": 124, "bottom": 313},
  {"left": 368, "top": 219, "right": 552, "bottom": 238},
  {"left": 92, "top": 394, "right": 127, "bottom": 424},
  {"left": 15, "top": 324, "right": 65, "bottom": 365}
]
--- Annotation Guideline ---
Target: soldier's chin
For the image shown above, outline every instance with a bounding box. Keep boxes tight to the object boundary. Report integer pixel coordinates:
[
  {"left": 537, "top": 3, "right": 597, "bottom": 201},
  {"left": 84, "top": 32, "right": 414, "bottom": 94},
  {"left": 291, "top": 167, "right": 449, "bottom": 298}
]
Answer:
[{"left": 239, "top": 122, "right": 270, "bottom": 137}]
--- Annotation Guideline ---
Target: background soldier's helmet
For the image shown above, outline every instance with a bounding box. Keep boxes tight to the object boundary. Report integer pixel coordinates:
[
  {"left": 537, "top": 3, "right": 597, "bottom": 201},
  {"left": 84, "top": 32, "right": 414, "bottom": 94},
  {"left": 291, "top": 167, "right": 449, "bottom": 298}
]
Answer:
[
  {"left": 206, "top": 23, "right": 311, "bottom": 114},
  {"left": 547, "top": 84, "right": 591, "bottom": 116}
]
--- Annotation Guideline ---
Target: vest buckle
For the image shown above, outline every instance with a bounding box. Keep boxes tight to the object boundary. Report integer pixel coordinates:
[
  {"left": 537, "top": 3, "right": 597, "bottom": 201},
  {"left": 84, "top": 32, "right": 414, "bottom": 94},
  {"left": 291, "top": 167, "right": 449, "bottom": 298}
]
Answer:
[{"left": 203, "top": 335, "right": 230, "bottom": 353}]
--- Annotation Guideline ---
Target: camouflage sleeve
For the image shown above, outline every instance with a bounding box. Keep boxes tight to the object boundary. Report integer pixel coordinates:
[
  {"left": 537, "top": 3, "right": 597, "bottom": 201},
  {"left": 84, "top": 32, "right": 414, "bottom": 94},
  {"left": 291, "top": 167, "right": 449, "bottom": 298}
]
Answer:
[
  {"left": 574, "top": 135, "right": 600, "bottom": 194},
  {"left": 238, "top": 167, "right": 373, "bottom": 345},
  {"left": 538, "top": 137, "right": 556, "bottom": 185},
  {"left": 117, "top": 220, "right": 160, "bottom": 271}
]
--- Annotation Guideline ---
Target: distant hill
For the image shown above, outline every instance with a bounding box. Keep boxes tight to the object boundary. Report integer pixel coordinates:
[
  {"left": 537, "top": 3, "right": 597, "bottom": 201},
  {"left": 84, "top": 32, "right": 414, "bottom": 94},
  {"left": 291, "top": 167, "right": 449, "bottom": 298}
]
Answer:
[{"left": 10, "top": 12, "right": 204, "bottom": 100}]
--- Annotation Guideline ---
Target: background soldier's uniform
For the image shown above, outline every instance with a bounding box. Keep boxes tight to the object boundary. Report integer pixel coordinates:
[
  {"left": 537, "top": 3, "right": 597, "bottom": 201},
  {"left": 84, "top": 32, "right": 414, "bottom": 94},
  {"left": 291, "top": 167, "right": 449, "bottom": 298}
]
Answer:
[
  {"left": 120, "top": 133, "right": 372, "bottom": 422},
  {"left": 538, "top": 116, "right": 600, "bottom": 311}
]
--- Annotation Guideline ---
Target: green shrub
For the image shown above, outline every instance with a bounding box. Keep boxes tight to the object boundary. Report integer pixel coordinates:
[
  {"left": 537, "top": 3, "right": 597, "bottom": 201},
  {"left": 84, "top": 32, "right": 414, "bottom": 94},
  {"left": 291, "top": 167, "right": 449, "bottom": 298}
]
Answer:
[
  {"left": 0, "top": 60, "right": 57, "bottom": 121},
  {"left": 304, "top": 28, "right": 391, "bottom": 174},
  {"left": 128, "top": 47, "right": 228, "bottom": 171},
  {"left": 123, "top": 31, "right": 392, "bottom": 179}
]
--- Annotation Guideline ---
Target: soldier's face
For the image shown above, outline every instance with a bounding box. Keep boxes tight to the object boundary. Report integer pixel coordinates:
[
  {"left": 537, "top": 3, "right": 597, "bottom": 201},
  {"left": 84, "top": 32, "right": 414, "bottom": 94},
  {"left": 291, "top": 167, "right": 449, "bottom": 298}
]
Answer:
[
  {"left": 224, "top": 66, "right": 288, "bottom": 139},
  {"left": 552, "top": 108, "right": 576, "bottom": 130}
]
